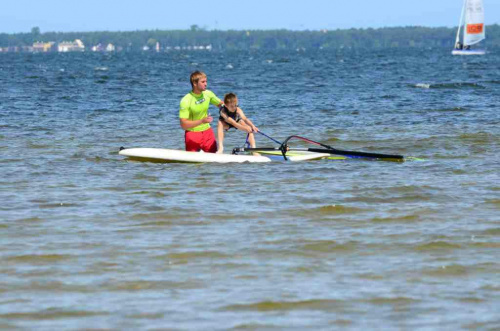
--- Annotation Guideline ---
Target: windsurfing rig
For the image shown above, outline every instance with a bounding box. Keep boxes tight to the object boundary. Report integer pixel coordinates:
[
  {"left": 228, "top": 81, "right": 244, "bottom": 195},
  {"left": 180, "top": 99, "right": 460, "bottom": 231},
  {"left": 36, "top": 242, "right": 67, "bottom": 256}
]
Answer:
[{"left": 232, "top": 133, "right": 405, "bottom": 162}]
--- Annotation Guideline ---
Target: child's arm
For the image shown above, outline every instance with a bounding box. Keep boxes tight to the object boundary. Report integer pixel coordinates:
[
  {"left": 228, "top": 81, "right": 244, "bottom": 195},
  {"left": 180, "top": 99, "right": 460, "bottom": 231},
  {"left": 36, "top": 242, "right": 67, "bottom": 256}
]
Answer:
[
  {"left": 220, "top": 109, "right": 253, "bottom": 133},
  {"left": 238, "top": 108, "right": 259, "bottom": 132}
]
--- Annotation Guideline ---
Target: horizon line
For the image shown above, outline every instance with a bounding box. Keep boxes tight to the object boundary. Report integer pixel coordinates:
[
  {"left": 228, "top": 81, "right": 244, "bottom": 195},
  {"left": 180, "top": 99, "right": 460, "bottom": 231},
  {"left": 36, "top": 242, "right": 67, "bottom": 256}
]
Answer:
[{"left": 3, "top": 24, "right": 500, "bottom": 35}]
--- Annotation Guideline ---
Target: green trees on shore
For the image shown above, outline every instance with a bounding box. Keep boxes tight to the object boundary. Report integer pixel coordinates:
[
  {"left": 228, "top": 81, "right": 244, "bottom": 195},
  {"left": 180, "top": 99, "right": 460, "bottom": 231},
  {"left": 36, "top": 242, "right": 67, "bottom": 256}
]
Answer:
[{"left": 1, "top": 25, "right": 499, "bottom": 51}]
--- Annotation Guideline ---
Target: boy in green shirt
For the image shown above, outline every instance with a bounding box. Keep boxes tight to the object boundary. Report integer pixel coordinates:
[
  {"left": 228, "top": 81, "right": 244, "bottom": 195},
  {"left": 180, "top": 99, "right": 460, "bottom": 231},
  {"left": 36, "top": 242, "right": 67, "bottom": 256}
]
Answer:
[{"left": 179, "top": 71, "right": 223, "bottom": 152}]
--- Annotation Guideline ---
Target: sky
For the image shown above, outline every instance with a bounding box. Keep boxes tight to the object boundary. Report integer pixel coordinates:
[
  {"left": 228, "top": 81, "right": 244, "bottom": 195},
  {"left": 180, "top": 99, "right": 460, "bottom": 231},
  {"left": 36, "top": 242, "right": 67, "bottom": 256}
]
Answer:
[{"left": 1, "top": 0, "right": 499, "bottom": 34}]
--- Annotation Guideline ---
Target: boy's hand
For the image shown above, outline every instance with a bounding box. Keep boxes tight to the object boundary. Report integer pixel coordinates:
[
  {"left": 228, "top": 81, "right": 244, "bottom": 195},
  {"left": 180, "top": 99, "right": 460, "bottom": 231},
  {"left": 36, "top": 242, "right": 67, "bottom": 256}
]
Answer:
[{"left": 202, "top": 115, "right": 213, "bottom": 123}]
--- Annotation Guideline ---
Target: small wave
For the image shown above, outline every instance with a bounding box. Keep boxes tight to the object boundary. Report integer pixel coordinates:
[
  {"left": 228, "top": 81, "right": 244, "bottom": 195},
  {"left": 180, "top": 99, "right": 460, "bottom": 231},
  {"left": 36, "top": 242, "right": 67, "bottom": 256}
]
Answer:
[
  {"left": 471, "top": 242, "right": 500, "bottom": 249},
  {"left": 371, "top": 214, "right": 420, "bottom": 223},
  {"left": 6, "top": 254, "right": 73, "bottom": 264},
  {"left": 0, "top": 309, "right": 108, "bottom": 320},
  {"left": 289, "top": 205, "right": 364, "bottom": 217},
  {"left": 129, "top": 212, "right": 203, "bottom": 222},
  {"left": 16, "top": 217, "right": 43, "bottom": 223},
  {"left": 39, "top": 203, "right": 79, "bottom": 209},
  {"left": 164, "top": 251, "right": 230, "bottom": 261},
  {"left": 404, "top": 156, "right": 426, "bottom": 161},
  {"left": 484, "top": 199, "right": 500, "bottom": 209},
  {"left": 26, "top": 142, "right": 50, "bottom": 149},
  {"left": 414, "top": 241, "right": 461, "bottom": 251},
  {"left": 222, "top": 299, "right": 345, "bottom": 312},
  {"left": 436, "top": 82, "right": 484, "bottom": 89},
  {"left": 0, "top": 299, "right": 31, "bottom": 306},
  {"left": 230, "top": 322, "right": 283, "bottom": 329},
  {"left": 225, "top": 64, "right": 234, "bottom": 69},
  {"left": 458, "top": 132, "right": 496, "bottom": 144},
  {"left": 102, "top": 280, "right": 203, "bottom": 291},
  {"left": 94, "top": 66, "right": 109, "bottom": 71},
  {"left": 276, "top": 58, "right": 290, "bottom": 63},
  {"left": 415, "top": 83, "right": 431, "bottom": 89},
  {"left": 126, "top": 312, "right": 165, "bottom": 319},
  {"left": 316, "top": 205, "right": 364, "bottom": 214},
  {"left": 132, "top": 173, "right": 159, "bottom": 181},
  {"left": 459, "top": 297, "right": 486, "bottom": 303},
  {"left": 480, "top": 285, "right": 500, "bottom": 291},
  {"left": 413, "top": 82, "right": 485, "bottom": 89},
  {"left": 84, "top": 156, "right": 116, "bottom": 163},
  {"left": 300, "top": 240, "right": 358, "bottom": 253},
  {"left": 130, "top": 190, "right": 166, "bottom": 198},
  {"left": 364, "top": 296, "right": 417, "bottom": 305},
  {"left": 423, "top": 264, "right": 468, "bottom": 277},
  {"left": 463, "top": 321, "right": 500, "bottom": 330},
  {"left": 5, "top": 280, "right": 97, "bottom": 293},
  {"left": 430, "top": 107, "right": 466, "bottom": 112},
  {"left": 357, "top": 273, "right": 384, "bottom": 280},
  {"left": 132, "top": 220, "right": 174, "bottom": 231},
  {"left": 479, "top": 227, "right": 500, "bottom": 236}
]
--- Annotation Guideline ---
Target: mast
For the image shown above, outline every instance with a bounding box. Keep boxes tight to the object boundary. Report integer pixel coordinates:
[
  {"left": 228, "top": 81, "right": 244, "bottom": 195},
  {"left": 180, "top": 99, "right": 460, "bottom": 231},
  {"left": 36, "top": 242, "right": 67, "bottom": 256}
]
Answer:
[{"left": 455, "top": 0, "right": 467, "bottom": 46}]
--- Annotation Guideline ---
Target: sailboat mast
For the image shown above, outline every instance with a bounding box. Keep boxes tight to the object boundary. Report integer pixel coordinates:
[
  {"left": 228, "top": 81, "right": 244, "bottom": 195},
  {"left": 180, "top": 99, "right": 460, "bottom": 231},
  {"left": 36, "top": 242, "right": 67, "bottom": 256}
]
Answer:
[{"left": 455, "top": 0, "right": 467, "bottom": 45}]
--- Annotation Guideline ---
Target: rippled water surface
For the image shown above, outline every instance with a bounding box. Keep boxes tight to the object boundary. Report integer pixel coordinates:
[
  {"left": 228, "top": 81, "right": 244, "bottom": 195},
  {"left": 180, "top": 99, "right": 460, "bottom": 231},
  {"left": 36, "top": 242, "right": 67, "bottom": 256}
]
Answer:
[{"left": 1, "top": 49, "right": 499, "bottom": 329}]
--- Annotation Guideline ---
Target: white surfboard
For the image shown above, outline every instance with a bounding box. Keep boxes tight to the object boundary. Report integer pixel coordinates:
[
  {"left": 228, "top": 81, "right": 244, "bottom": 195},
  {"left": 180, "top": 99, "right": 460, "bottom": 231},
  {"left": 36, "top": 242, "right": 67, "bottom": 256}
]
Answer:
[{"left": 119, "top": 148, "right": 329, "bottom": 163}]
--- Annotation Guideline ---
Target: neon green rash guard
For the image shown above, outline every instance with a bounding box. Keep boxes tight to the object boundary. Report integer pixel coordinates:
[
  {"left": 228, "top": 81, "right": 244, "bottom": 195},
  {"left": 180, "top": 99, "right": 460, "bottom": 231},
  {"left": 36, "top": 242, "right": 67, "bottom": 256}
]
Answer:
[{"left": 179, "top": 90, "right": 221, "bottom": 132}]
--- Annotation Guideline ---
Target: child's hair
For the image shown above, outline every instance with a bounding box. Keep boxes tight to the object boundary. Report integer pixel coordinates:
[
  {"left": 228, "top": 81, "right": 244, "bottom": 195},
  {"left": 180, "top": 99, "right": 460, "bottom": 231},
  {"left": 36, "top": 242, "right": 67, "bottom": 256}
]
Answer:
[
  {"left": 190, "top": 71, "right": 206, "bottom": 88},
  {"left": 224, "top": 92, "right": 237, "bottom": 104}
]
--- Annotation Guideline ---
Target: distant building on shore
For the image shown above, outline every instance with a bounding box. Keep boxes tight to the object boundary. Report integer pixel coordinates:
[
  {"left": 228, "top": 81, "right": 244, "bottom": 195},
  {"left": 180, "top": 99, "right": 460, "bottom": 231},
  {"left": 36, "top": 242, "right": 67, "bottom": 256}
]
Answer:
[
  {"left": 0, "top": 46, "right": 30, "bottom": 53},
  {"left": 91, "top": 43, "right": 116, "bottom": 52},
  {"left": 33, "top": 42, "right": 56, "bottom": 52},
  {"left": 58, "top": 39, "right": 85, "bottom": 52},
  {"left": 164, "top": 44, "right": 212, "bottom": 51},
  {"left": 91, "top": 43, "right": 104, "bottom": 52},
  {"left": 1, "top": 40, "right": 212, "bottom": 53}
]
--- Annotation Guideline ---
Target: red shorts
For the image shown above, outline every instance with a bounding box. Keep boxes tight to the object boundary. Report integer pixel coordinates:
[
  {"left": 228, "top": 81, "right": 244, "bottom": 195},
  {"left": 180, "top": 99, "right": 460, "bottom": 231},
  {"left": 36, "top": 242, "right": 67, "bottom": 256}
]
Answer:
[{"left": 185, "top": 128, "right": 217, "bottom": 153}]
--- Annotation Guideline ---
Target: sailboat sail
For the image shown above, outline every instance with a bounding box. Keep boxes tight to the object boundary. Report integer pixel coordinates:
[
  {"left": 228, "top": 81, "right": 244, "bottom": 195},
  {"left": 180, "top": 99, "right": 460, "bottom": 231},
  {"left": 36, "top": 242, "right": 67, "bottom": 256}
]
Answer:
[{"left": 463, "top": 0, "right": 485, "bottom": 46}]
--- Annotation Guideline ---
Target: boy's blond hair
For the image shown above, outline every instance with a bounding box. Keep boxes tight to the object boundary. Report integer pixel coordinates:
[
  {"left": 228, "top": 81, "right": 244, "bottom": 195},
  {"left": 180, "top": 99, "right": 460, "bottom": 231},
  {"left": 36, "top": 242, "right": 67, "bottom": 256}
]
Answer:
[{"left": 190, "top": 71, "right": 207, "bottom": 88}]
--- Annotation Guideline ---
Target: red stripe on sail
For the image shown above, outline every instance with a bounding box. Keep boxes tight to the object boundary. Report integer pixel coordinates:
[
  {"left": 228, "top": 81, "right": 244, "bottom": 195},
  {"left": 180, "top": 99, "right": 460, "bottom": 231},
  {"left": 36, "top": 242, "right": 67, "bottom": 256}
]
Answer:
[{"left": 467, "top": 24, "right": 484, "bottom": 34}]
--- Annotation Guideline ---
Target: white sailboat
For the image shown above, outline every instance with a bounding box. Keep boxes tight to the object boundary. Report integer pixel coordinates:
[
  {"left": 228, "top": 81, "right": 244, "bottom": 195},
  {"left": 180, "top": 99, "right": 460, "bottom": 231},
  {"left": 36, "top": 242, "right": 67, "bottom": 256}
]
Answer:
[{"left": 452, "top": 0, "right": 486, "bottom": 55}]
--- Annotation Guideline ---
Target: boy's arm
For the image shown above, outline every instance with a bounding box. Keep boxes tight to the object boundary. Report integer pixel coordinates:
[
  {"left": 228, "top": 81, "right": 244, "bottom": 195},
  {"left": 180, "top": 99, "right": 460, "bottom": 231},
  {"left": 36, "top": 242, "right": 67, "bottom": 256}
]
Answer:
[
  {"left": 221, "top": 112, "right": 252, "bottom": 133},
  {"left": 179, "top": 117, "right": 213, "bottom": 130},
  {"left": 209, "top": 91, "right": 224, "bottom": 108},
  {"left": 220, "top": 111, "right": 246, "bottom": 131},
  {"left": 238, "top": 108, "right": 259, "bottom": 132}
]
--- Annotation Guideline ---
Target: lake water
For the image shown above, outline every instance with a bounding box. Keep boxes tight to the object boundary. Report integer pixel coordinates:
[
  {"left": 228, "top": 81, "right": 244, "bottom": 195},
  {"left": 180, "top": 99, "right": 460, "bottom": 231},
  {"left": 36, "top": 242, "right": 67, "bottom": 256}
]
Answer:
[{"left": 1, "top": 48, "right": 499, "bottom": 329}]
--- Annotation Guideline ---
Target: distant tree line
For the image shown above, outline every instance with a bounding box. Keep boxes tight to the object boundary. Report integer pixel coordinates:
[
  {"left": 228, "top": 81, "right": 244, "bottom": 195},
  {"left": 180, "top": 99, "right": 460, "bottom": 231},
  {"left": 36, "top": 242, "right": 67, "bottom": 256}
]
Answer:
[{"left": 1, "top": 25, "right": 499, "bottom": 51}]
